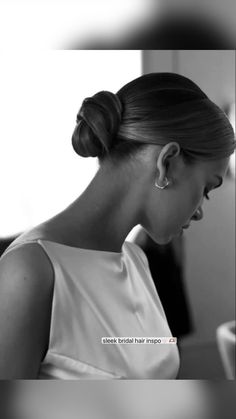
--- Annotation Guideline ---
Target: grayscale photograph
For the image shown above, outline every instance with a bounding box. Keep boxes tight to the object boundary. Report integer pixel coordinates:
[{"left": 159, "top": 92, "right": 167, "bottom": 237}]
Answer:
[
  {"left": 0, "top": 50, "right": 235, "bottom": 380},
  {"left": 0, "top": 1, "right": 236, "bottom": 418}
]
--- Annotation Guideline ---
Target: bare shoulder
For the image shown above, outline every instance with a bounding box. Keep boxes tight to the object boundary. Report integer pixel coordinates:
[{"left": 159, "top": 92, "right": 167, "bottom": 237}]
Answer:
[
  {"left": 0, "top": 232, "right": 54, "bottom": 378},
  {"left": 0, "top": 237, "right": 54, "bottom": 286},
  {"left": 1, "top": 222, "right": 55, "bottom": 281}
]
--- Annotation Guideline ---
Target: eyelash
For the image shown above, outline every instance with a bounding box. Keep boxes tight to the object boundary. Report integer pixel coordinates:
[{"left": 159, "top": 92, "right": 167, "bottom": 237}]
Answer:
[{"left": 204, "top": 190, "right": 210, "bottom": 200}]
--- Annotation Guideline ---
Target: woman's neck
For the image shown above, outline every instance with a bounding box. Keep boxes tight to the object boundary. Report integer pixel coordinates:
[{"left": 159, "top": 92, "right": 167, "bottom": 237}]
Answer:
[{"left": 53, "top": 164, "right": 142, "bottom": 252}]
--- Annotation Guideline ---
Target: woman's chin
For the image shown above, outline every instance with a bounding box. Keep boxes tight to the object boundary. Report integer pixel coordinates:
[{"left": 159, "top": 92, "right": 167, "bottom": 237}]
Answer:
[
  {"left": 145, "top": 229, "right": 179, "bottom": 245},
  {"left": 155, "top": 235, "right": 173, "bottom": 245}
]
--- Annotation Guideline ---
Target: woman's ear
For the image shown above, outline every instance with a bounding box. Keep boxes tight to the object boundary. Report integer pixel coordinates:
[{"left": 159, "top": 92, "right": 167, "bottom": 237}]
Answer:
[{"left": 156, "top": 142, "right": 180, "bottom": 184}]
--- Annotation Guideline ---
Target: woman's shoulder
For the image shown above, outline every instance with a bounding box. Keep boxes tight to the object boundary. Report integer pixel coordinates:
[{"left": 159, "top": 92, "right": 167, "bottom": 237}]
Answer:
[
  {"left": 0, "top": 225, "right": 54, "bottom": 378},
  {"left": 1, "top": 218, "right": 61, "bottom": 255},
  {"left": 0, "top": 224, "right": 55, "bottom": 289},
  {"left": 0, "top": 234, "right": 54, "bottom": 295}
]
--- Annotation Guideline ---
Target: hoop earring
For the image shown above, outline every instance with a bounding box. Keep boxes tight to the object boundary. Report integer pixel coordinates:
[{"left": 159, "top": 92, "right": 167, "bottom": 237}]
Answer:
[{"left": 155, "top": 176, "right": 170, "bottom": 189}]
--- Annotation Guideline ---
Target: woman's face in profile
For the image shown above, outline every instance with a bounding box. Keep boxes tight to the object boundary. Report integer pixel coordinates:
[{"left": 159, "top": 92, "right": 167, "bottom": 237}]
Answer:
[{"left": 142, "top": 156, "right": 230, "bottom": 244}]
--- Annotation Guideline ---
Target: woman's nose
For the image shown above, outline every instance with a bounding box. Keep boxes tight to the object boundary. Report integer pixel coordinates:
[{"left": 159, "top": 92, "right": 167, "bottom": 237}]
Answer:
[{"left": 191, "top": 206, "right": 203, "bottom": 221}]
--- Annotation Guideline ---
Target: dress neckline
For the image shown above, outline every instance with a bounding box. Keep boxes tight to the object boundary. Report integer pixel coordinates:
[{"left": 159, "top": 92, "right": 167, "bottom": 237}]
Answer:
[{"left": 38, "top": 238, "right": 124, "bottom": 256}]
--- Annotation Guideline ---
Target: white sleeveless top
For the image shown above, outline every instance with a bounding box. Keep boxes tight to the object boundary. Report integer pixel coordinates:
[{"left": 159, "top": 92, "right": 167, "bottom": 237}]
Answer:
[{"left": 3, "top": 238, "right": 180, "bottom": 379}]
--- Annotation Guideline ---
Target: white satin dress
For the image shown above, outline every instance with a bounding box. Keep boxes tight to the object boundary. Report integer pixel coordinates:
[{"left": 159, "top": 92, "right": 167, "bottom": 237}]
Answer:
[{"left": 3, "top": 238, "right": 180, "bottom": 379}]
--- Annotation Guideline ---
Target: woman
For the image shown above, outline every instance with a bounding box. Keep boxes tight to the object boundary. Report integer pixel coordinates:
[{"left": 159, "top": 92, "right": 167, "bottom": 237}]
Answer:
[{"left": 0, "top": 73, "right": 235, "bottom": 379}]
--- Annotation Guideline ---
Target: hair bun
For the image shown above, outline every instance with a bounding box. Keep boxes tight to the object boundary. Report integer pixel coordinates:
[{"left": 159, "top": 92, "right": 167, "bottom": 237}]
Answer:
[{"left": 72, "top": 90, "right": 123, "bottom": 158}]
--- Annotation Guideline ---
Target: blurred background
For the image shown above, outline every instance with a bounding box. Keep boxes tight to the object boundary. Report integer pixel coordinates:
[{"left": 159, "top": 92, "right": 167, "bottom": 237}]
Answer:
[
  {"left": 0, "top": 0, "right": 236, "bottom": 49},
  {"left": 0, "top": 50, "right": 235, "bottom": 379},
  {"left": 1, "top": 381, "right": 236, "bottom": 419}
]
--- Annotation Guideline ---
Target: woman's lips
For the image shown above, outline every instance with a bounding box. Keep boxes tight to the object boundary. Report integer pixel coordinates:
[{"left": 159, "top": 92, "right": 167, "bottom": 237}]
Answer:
[{"left": 182, "top": 224, "right": 190, "bottom": 229}]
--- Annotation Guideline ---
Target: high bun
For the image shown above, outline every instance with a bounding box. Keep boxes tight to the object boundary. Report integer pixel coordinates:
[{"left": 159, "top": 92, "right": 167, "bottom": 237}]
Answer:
[{"left": 72, "top": 91, "right": 122, "bottom": 158}]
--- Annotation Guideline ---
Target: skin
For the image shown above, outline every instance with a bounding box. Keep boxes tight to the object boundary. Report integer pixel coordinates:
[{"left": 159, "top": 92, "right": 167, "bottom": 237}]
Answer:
[
  {"left": 0, "top": 142, "right": 230, "bottom": 378},
  {"left": 45, "top": 142, "right": 228, "bottom": 250},
  {"left": 139, "top": 142, "right": 229, "bottom": 244}
]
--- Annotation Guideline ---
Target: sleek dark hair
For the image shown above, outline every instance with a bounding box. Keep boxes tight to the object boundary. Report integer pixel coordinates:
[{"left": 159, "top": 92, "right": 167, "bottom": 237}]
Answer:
[{"left": 72, "top": 73, "right": 235, "bottom": 163}]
